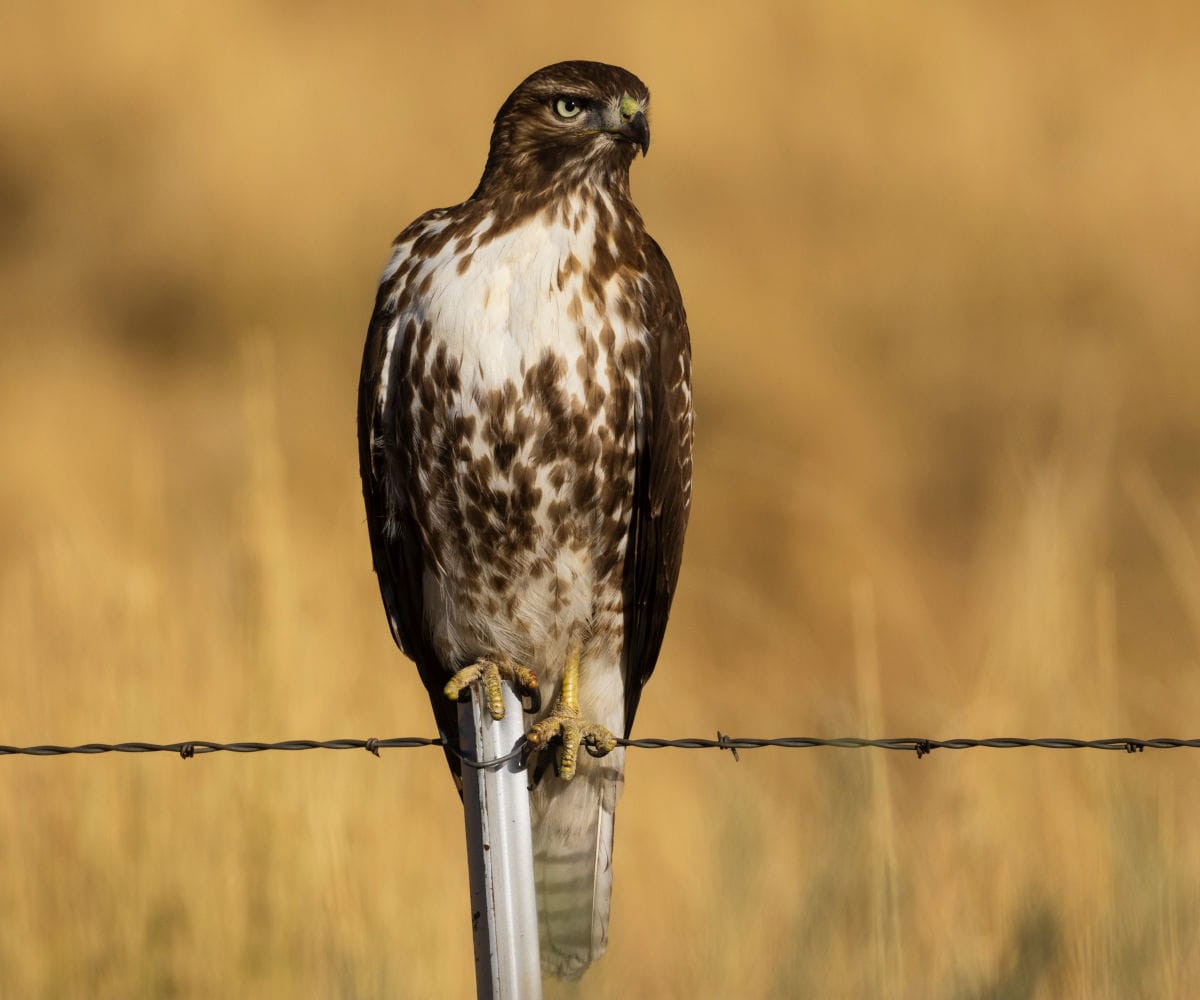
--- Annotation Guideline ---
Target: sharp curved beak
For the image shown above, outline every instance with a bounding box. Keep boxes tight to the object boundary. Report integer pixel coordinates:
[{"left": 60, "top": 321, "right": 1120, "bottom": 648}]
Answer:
[{"left": 617, "top": 110, "right": 650, "bottom": 156}]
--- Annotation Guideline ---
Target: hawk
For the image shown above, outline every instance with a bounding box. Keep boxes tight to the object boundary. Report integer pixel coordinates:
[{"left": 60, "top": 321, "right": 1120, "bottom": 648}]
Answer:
[{"left": 357, "top": 61, "right": 692, "bottom": 980}]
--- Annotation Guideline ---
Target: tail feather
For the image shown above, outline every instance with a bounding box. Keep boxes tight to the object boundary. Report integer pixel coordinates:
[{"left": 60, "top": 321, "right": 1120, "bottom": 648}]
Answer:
[{"left": 531, "top": 754, "right": 623, "bottom": 980}]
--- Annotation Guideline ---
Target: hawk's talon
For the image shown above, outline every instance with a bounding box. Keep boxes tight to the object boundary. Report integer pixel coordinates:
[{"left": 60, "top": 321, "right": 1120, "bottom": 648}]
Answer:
[
  {"left": 584, "top": 735, "right": 618, "bottom": 759},
  {"left": 443, "top": 656, "right": 540, "bottom": 721},
  {"left": 524, "top": 645, "right": 615, "bottom": 780},
  {"left": 527, "top": 708, "right": 617, "bottom": 781}
]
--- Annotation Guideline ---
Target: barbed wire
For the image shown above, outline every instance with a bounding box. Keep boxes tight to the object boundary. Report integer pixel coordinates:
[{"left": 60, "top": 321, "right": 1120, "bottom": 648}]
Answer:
[{"left": 2, "top": 733, "right": 1198, "bottom": 769}]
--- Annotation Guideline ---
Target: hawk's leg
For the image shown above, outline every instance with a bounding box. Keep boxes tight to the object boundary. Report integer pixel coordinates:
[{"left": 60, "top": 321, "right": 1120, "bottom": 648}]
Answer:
[
  {"left": 443, "top": 655, "right": 540, "bottom": 721},
  {"left": 526, "top": 645, "right": 617, "bottom": 780}
]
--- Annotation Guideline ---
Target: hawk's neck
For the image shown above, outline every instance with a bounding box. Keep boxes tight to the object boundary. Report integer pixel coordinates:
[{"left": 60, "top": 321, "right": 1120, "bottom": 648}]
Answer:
[{"left": 470, "top": 160, "right": 640, "bottom": 238}]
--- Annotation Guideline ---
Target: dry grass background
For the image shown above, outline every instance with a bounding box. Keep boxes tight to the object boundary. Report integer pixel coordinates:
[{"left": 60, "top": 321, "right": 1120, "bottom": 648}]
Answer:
[{"left": 2, "top": 1, "right": 1199, "bottom": 997}]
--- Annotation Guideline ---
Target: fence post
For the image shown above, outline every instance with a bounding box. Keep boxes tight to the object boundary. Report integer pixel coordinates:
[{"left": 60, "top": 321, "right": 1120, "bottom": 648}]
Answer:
[{"left": 459, "top": 682, "right": 542, "bottom": 1000}]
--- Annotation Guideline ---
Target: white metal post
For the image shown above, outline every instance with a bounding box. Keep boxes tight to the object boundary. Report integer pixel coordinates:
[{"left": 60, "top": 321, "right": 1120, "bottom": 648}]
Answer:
[{"left": 459, "top": 682, "right": 542, "bottom": 1000}]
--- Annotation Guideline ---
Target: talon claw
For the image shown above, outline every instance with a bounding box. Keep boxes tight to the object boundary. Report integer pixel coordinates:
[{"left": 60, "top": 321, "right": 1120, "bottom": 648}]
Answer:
[
  {"left": 584, "top": 734, "right": 617, "bottom": 758},
  {"left": 443, "top": 656, "right": 539, "bottom": 722},
  {"left": 527, "top": 711, "right": 615, "bottom": 780}
]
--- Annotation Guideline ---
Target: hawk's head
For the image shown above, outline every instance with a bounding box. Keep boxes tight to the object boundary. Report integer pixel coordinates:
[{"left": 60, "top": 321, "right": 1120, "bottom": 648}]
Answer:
[{"left": 476, "top": 61, "right": 650, "bottom": 197}]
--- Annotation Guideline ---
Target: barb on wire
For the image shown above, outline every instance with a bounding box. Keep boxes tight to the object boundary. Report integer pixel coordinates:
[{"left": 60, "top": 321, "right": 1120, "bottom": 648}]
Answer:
[{"left": 1, "top": 734, "right": 1197, "bottom": 766}]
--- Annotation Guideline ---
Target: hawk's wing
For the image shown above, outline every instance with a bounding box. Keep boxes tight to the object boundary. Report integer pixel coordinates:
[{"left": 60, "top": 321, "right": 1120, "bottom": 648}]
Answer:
[
  {"left": 622, "top": 237, "right": 694, "bottom": 737},
  {"left": 357, "top": 244, "right": 463, "bottom": 783}
]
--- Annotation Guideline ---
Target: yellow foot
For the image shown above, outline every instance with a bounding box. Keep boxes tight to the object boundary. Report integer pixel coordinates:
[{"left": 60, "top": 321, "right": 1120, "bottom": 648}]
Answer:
[
  {"left": 524, "top": 645, "right": 615, "bottom": 780},
  {"left": 443, "top": 656, "right": 540, "bottom": 720},
  {"left": 526, "top": 704, "right": 617, "bottom": 781}
]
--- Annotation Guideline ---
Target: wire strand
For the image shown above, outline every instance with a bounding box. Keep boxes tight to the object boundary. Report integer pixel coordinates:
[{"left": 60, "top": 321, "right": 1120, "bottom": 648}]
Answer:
[{"left": 2, "top": 733, "right": 1197, "bottom": 767}]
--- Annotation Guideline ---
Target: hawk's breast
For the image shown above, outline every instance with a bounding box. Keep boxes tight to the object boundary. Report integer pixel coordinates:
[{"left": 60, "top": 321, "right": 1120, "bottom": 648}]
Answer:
[{"left": 383, "top": 200, "right": 649, "bottom": 670}]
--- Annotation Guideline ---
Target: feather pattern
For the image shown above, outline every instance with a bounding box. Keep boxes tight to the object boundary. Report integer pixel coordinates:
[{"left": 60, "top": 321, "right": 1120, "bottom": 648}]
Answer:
[{"left": 357, "top": 61, "right": 692, "bottom": 978}]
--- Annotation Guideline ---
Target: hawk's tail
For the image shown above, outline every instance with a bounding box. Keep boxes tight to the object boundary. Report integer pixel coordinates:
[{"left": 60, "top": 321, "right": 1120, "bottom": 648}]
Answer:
[{"left": 531, "top": 752, "right": 624, "bottom": 981}]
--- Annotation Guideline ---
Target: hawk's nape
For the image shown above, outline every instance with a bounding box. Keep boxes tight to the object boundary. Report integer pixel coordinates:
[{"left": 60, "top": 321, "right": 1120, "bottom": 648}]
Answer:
[{"left": 357, "top": 61, "right": 693, "bottom": 980}]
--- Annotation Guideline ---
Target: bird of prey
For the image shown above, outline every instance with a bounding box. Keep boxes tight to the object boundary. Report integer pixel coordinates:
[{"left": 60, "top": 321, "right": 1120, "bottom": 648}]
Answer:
[{"left": 357, "top": 60, "right": 692, "bottom": 980}]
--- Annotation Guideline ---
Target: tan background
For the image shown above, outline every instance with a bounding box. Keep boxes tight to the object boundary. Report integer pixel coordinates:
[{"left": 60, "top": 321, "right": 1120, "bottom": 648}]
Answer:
[{"left": 2, "top": 2, "right": 1199, "bottom": 996}]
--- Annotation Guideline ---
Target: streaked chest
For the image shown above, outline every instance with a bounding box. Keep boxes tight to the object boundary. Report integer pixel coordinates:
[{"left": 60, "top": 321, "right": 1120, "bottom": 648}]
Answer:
[
  {"left": 386, "top": 204, "right": 645, "bottom": 401},
  {"left": 383, "top": 202, "right": 649, "bottom": 581}
]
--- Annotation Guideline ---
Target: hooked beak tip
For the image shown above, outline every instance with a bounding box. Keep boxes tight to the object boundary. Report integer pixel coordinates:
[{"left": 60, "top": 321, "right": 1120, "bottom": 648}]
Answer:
[{"left": 621, "top": 110, "right": 650, "bottom": 156}]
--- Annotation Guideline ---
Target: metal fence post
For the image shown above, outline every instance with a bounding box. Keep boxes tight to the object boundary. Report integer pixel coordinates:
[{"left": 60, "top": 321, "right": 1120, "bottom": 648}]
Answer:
[{"left": 459, "top": 682, "right": 542, "bottom": 1000}]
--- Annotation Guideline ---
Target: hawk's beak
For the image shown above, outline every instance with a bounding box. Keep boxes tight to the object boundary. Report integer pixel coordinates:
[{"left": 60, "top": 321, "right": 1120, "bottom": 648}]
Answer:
[
  {"left": 618, "top": 110, "right": 650, "bottom": 156},
  {"left": 605, "top": 96, "right": 649, "bottom": 156}
]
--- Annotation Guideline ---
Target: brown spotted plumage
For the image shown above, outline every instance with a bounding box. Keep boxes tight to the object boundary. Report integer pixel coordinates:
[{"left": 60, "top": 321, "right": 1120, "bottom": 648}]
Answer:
[{"left": 357, "top": 61, "right": 692, "bottom": 980}]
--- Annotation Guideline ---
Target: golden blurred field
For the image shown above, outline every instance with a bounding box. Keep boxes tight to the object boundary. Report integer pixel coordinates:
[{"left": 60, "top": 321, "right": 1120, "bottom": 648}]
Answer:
[{"left": 3, "top": 2, "right": 1200, "bottom": 996}]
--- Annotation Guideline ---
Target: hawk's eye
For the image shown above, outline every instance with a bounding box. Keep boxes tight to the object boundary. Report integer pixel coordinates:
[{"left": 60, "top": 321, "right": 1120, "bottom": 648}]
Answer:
[{"left": 554, "top": 97, "right": 584, "bottom": 120}]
